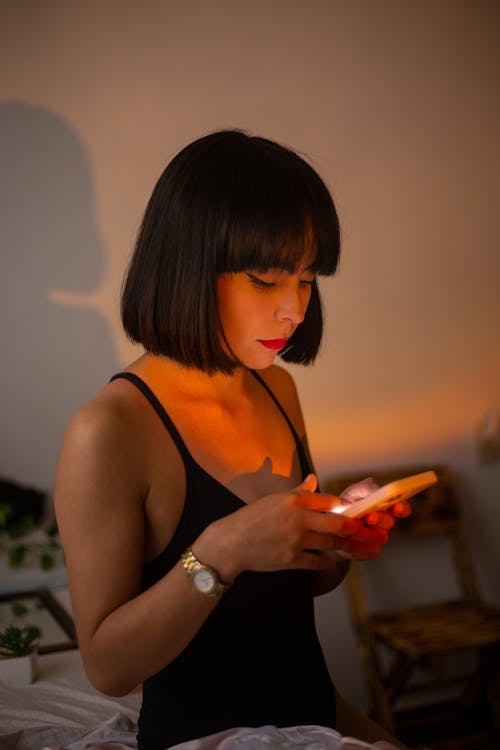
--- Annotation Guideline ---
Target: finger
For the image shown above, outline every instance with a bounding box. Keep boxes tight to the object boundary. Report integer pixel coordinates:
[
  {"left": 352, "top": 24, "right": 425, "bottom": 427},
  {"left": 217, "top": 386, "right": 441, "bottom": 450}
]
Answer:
[
  {"left": 340, "top": 477, "right": 380, "bottom": 502},
  {"left": 349, "top": 523, "right": 388, "bottom": 546},
  {"left": 306, "top": 509, "right": 387, "bottom": 547},
  {"left": 301, "top": 531, "right": 344, "bottom": 552},
  {"left": 296, "top": 473, "right": 318, "bottom": 494},
  {"left": 295, "top": 550, "right": 342, "bottom": 571},
  {"left": 391, "top": 501, "right": 412, "bottom": 518},
  {"left": 363, "top": 511, "right": 395, "bottom": 530},
  {"left": 304, "top": 506, "right": 362, "bottom": 536},
  {"left": 299, "top": 491, "right": 345, "bottom": 514},
  {"left": 321, "top": 535, "right": 382, "bottom": 561}
]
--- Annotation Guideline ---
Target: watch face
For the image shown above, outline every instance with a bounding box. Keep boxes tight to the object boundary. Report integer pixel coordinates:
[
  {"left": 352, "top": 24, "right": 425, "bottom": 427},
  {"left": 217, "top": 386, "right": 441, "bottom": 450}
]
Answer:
[{"left": 193, "top": 567, "right": 216, "bottom": 594}]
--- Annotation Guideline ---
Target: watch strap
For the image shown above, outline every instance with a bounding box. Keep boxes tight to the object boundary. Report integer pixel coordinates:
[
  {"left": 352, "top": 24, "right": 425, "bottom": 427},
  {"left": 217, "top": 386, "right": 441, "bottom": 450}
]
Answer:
[{"left": 181, "top": 547, "right": 230, "bottom": 597}]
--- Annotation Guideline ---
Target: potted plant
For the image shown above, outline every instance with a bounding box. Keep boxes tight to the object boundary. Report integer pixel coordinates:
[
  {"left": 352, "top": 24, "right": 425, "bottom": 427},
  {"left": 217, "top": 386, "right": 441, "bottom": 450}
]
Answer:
[
  {"left": 0, "top": 487, "right": 63, "bottom": 571},
  {"left": 0, "top": 624, "right": 41, "bottom": 685}
]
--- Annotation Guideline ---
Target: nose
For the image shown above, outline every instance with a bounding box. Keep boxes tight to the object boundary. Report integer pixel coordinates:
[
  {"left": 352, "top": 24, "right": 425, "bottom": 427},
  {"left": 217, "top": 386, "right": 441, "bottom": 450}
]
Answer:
[{"left": 276, "top": 284, "right": 308, "bottom": 326}]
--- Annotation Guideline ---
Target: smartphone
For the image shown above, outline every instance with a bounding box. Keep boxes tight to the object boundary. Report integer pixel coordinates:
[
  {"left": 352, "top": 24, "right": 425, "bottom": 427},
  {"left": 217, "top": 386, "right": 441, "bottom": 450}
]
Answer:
[{"left": 331, "top": 470, "right": 438, "bottom": 518}]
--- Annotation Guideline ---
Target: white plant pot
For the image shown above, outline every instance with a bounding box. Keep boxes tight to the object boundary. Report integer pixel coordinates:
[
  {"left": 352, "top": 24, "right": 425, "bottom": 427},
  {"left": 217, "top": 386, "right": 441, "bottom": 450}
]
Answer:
[{"left": 0, "top": 650, "right": 37, "bottom": 685}]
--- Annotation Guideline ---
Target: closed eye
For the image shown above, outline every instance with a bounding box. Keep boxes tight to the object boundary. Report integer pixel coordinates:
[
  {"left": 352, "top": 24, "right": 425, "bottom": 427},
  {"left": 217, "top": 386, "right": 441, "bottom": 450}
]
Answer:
[{"left": 245, "top": 272, "right": 277, "bottom": 289}]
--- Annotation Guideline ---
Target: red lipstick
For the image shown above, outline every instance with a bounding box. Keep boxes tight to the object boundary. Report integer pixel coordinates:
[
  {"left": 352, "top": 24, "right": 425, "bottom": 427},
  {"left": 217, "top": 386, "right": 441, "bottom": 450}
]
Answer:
[{"left": 258, "top": 338, "right": 288, "bottom": 351}]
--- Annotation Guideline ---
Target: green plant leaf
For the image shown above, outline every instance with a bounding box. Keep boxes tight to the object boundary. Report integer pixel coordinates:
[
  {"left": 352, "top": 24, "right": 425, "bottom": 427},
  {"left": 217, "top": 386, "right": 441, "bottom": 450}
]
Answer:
[
  {"left": 8, "top": 515, "right": 36, "bottom": 539},
  {"left": 0, "top": 624, "right": 41, "bottom": 656},
  {"left": 9, "top": 545, "right": 27, "bottom": 567},
  {"left": 46, "top": 522, "right": 59, "bottom": 538},
  {"left": 40, "top": 552, "right": 55, "bottom": 570},
  {"left": 0, "top": 502, "right": 13, "bottom": 528},
  {"left": 11, "top": 602, "right": 29, "bottom": 617}
]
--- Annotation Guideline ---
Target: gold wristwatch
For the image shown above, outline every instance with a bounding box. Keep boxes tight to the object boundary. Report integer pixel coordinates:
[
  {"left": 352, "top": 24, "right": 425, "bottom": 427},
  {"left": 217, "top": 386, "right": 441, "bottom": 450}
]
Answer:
[{"left": 181, "top": 547, "right": 230, "bottom": 597}]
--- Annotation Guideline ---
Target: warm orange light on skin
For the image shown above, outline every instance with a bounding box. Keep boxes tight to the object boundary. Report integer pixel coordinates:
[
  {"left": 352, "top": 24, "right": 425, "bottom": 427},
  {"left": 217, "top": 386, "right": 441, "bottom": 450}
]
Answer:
[
  {"left": 295, "top": 484, "right": 344, "bottom": 514},
  {"left": 295, "top": 474, "right": 397, "bottom": 546},
  {"left": 216, "top": 264, "right": 315, "bottom": 371}
]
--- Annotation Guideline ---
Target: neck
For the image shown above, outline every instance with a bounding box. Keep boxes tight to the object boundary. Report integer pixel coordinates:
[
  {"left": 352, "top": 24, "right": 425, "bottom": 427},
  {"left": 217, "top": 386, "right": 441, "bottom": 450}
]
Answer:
[{"left": 131, "top": 352, "right": 250, "bottom": 401}]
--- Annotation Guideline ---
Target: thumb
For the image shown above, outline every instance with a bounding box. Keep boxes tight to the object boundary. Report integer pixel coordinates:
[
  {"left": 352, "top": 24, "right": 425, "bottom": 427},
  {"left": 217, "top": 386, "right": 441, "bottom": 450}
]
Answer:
[{"left": 297, "top": 473, "right": 318, "bottom": 493}]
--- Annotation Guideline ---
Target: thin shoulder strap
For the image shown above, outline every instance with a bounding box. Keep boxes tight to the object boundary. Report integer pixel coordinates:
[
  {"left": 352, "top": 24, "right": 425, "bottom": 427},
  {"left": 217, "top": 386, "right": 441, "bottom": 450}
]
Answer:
[
  {"left": 250, "top": 370, "right": 310, "bottom": 474},
  {"left": 109, "top": 372, "right": 193, "bottom": 464},
  {"left": 111, "top": 370, "right": 311, "bottom": 476}
]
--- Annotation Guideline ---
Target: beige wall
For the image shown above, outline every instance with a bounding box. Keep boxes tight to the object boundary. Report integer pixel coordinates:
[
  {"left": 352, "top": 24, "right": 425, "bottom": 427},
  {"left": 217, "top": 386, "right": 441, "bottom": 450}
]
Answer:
[{"left": 1, "top": 0, "right": 499, "bottom": 708}]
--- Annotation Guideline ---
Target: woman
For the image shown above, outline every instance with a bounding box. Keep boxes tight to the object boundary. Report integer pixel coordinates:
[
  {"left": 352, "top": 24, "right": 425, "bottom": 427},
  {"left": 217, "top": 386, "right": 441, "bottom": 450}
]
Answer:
[{"left": 55, "top": 130, "right": 410, "bottom": 749}]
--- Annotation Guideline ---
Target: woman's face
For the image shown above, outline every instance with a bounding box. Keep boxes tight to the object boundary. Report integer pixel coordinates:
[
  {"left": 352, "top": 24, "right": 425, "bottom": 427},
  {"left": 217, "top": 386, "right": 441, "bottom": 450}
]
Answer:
[{"left": 216, "top": 261, "right": 315, "bottom": 370}]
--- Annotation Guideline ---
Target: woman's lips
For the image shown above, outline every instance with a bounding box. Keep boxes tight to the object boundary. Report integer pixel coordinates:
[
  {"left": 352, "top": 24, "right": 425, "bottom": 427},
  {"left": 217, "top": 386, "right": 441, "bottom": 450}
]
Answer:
[{"left": 258, "top": 338, "right": 288, "bottom": 351}]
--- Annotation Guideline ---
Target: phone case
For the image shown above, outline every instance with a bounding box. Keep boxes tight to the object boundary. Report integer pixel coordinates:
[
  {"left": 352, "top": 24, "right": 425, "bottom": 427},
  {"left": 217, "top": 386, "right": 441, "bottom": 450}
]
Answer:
[{"left": 332, "top": 470, "right": 438, "bottom": 518}]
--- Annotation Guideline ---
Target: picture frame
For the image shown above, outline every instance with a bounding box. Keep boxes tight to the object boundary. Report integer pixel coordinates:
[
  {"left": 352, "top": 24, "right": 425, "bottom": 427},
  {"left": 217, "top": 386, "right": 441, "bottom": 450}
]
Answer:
[{"left": 0, "top": 588, "right": 77, "bottom": 654}]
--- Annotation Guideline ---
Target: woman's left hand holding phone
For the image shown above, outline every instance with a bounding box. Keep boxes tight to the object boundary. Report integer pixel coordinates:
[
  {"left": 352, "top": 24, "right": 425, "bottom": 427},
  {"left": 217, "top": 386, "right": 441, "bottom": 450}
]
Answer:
[{"left": 192, "top": 474, "right": 397, "bottom": 584}]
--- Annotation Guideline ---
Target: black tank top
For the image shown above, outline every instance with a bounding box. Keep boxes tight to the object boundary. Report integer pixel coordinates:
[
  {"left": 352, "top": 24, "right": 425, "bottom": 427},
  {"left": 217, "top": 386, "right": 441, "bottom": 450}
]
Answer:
[{"left": 110, "top": 371, "right": 336, "bottom": 749}]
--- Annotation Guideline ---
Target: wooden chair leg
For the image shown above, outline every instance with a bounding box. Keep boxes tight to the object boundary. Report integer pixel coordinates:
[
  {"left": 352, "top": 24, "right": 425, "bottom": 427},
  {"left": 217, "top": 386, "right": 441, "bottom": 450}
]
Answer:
[
  {"left": 357, "top": 637, "right": 397, "bottom": 731},
  {"left": 384, "top": 653, "right": 416, "bottom": 704}
]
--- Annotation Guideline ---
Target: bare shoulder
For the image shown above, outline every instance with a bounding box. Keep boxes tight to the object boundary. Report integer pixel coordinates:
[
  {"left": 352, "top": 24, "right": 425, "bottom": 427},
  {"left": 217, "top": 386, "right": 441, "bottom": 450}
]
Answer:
[
  {"left": 54, "top": 381, "right": 156, "bottom": 654},
  {"left": 255, "top": 365, "right": 305, "bottom": 436},
  {"left": 60, "top": 382, "right": 143, "bottom": 463},
  {"left": 55, "top": 379, "right": 153, "bottom": 511}
]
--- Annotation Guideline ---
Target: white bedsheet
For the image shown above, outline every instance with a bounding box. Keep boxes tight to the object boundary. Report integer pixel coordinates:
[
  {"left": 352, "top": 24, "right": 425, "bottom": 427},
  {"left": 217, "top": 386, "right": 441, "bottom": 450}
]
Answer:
[
  {"left": 0, "top": 648, "right": 413, "bottom": 750},
  {"left": 0, "top": 647, "right": 140, "bottom": 749},
  {"left": 168, "top": 726, "right": 403, "bottom": 750},
  {"left": 1, "top": 720, "right": 404, "bottom": 750}
]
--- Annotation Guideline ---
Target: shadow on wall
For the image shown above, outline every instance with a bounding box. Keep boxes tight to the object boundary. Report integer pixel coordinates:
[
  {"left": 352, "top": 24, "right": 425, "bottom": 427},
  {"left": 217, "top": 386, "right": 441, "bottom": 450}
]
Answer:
[{"left": 0, "top": 100, "right": 119, "bottom": 495}]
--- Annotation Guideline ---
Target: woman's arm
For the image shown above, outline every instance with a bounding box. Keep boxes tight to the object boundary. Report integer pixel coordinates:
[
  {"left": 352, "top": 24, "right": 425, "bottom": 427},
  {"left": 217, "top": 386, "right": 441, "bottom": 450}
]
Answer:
[
  {"left": 55, "top": 394, "right": 227, "bottom": 696},
  {"left": 55, "top": 386, "right": 381, "bottom": 697}
]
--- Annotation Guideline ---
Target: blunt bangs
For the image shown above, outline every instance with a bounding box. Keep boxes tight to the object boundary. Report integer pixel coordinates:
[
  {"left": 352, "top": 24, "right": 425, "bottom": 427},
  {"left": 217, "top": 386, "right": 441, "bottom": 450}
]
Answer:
[
  {"left": 210, "top": 136, "right": 340, "bottom": 278},
  {"left": 121, "top": 130, "right": 341, "bottom": 373}
]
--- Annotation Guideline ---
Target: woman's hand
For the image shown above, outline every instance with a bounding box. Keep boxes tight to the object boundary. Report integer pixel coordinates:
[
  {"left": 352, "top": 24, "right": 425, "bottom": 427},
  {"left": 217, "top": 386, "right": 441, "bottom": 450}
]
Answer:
[
  {"left": 337, "top": 476, "right": 412, "bottom": 560},
  {"left": 195, "top": 474, "right": 391, "bottom": 582}
]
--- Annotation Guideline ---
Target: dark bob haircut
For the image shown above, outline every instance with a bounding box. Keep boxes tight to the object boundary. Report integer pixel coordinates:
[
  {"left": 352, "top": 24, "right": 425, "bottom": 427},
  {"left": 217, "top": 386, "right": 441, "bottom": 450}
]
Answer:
[{"left": 121, "top": 129, "right": 340, "bottom": 374}]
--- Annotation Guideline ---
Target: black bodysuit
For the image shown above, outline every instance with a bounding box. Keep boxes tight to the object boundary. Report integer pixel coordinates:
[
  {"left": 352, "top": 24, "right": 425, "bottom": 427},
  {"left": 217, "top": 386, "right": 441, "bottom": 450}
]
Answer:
[{"left": 111, "top": 371, "right": 337, "bottom": 750}]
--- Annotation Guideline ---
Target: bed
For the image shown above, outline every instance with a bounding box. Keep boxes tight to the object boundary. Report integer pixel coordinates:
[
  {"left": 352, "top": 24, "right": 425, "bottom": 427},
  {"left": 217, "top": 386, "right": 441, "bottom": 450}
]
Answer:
[
  {"left": 0, "top": 587, "right": 406, "bottom": 750},
  {"left": 0, "top": 650, "right": 408, "bottom": 750}
]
